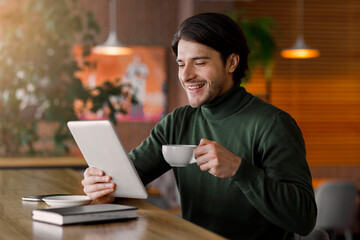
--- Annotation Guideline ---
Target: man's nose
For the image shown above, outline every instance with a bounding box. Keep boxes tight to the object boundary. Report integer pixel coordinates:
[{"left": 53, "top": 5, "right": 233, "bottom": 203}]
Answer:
[{"left": 179, "top": 65, "right": 196, "bottom": 82}]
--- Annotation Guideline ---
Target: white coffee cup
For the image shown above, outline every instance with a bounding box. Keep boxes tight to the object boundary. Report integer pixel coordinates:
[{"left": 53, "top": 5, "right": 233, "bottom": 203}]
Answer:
[{"left": 162, "top": 145, "right": 197, "bottom": 167}]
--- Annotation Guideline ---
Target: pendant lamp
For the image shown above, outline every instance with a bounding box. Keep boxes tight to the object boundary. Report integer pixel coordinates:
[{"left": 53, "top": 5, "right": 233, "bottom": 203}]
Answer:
[
  {"left": 93, "top": 0, "right": 132, "bottom": 56},
  {"left": 281, "top": 0, "right": 319, "bottom": 59}
]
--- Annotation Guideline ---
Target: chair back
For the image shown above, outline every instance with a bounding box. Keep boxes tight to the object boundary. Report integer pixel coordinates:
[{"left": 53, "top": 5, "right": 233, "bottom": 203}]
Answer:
[{"left": 315, "top": 180, "right": 357, "bottom": 229}]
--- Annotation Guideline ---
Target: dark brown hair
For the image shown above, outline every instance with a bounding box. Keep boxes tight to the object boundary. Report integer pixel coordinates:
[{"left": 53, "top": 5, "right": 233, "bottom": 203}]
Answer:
[{"left": 172, "top": 12, "right": 250, "bottom": 84}]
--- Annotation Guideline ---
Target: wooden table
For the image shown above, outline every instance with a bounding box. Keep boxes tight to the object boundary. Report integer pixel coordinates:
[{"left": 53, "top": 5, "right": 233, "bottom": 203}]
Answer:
[
  {"left": 0, "top": 168, "right": 225, "bottom": 240},
  {"left": 0, "top": 157, "right": 87, "bottom": 169}
]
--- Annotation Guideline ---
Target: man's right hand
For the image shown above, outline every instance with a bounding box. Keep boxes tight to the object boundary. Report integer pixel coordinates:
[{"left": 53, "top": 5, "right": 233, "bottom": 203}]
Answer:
[{"left": 81, "top": 167, "right": 116, "bottom": 203}]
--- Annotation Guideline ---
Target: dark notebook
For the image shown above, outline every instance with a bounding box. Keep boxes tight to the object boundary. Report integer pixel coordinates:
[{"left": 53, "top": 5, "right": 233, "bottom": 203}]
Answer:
[{"left": 32, "top": 204, "right": 138, "bottom": 225}]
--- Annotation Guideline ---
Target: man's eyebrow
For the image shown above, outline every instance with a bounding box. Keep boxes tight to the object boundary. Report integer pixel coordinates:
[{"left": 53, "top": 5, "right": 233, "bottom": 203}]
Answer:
[{"left": 176, "top": 56, "right": 210, "bottom": 62}]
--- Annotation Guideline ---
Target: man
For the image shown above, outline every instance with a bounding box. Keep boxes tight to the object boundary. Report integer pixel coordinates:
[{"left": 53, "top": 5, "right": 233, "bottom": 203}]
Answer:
[{"left": 81, "top": 13, "right": 317, "bottom": 239}]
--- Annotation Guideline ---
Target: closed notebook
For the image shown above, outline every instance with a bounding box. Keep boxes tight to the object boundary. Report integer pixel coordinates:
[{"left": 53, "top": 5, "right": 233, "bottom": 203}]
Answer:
[{"left": 32, "top": 204, "right": 138, "bottom": 225}]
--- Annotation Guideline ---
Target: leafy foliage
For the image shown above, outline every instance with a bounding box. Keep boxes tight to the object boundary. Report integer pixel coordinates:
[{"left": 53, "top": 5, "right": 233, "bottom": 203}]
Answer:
[
  {"left": 0, "top": 0, "right": 100, "bottom": 156},
  {"left": 227, "top": 10, "right": 277, "bottom": 83}
]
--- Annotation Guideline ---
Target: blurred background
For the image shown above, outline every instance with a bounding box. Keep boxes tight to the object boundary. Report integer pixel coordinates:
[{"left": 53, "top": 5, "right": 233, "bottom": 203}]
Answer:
[{"left": 0, "top": 0, "right": 359, "bottom": 238}]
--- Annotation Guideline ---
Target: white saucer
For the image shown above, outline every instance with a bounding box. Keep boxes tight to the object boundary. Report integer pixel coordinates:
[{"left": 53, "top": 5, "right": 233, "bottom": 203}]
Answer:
[{"left": 42, "top": 195, "right": 91, "bottom": 207}]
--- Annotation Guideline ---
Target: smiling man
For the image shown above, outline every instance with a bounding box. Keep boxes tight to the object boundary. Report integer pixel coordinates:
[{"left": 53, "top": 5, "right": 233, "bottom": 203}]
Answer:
[{"left": 81, "top": 13, "right": 317, "bottom": 239}]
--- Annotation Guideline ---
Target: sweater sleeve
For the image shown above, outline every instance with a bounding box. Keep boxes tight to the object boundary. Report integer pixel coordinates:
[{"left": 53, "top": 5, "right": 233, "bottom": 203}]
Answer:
[
  {"left": 128, "top": 115, "right": 171, "bottom": 185},
  {"left": 232, "top": 112, "right": 317, "bottom": 236}
]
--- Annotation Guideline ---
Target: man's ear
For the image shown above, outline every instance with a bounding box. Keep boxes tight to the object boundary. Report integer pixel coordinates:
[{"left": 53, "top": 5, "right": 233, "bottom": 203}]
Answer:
[{"left": 227, "top": 54, "right": 240, "bottom": 73}]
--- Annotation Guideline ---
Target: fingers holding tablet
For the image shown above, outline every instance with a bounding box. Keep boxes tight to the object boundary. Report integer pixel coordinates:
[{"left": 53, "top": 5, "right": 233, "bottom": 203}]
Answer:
[
  {"left": 82, "top": 167, "right": 111, "bottom": 184},
  {"left": 84, "top": 167, "right": 104, "bottom": 177},
  {"left": 82, "top": 167, "right": 116, "bottom": 202}
]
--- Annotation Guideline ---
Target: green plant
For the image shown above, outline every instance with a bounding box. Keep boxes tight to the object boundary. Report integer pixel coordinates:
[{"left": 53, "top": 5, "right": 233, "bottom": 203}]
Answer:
[
  {"left": 227, "top": 10, "right": 276, "bottom": 87},
  {"left": 73, "top": 79, "right": 138, "bottom": 124},
  {"left": 0, "top": 0, "right": 99, "bottom": 156}
]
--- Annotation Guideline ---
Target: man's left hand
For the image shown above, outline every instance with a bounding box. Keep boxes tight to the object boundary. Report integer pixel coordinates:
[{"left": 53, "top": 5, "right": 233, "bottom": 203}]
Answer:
[{"left": 194, "top": 138, "right": 242, "bottom": 178}]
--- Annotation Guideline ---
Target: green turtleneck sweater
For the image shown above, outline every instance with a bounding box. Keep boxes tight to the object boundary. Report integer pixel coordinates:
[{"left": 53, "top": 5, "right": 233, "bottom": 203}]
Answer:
[{"left": 129, "top": 85, "right": 317, "bottom": 240}]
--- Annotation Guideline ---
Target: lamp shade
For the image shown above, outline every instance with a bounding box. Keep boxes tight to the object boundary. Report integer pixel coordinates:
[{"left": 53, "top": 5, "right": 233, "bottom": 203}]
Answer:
[
  {"left": 92, "top": 31, "right": 132, "bottom": 56},
  {"left": 281, "top": 36, "right": 320, "bottom": 59}
]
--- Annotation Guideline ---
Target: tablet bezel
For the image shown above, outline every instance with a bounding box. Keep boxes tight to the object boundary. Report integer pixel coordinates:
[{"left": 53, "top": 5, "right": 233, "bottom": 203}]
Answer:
[{"left": 67, "top": 120, "right": 148, "bottom": 199}]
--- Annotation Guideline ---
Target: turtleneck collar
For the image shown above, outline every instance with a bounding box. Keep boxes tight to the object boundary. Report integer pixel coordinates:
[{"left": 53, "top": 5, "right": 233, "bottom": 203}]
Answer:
[{"left": 200, "top": 84, "right": 250, "bottom": 121}]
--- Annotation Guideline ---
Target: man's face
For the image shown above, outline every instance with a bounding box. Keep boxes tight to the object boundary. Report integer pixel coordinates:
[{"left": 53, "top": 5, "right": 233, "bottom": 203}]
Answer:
[{"left": 176, "top": 39, "right": 235, "bottom": 108}]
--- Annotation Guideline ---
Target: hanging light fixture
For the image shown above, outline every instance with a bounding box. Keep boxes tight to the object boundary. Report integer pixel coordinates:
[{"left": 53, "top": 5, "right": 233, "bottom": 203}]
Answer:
[
  {"left": 281, "top": 0, "right": 320, "bottom": 59},
  {"left": 93, "top": 0, "right": 132, "bottom": 56}
]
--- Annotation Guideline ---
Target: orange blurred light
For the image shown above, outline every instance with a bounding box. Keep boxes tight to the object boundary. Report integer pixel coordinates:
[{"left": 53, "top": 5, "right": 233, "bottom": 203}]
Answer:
[
  {"left": 92, "top": 46, "right": 133, "bottom": 56},
  {"left": 281, "top": 48, "right": 320, "bottom": 59}
]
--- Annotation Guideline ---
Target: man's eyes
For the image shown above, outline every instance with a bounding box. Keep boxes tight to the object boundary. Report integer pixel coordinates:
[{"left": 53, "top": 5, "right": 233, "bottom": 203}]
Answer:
[{"left": 177, "top": 61, "right": 207, "bottom": 67}]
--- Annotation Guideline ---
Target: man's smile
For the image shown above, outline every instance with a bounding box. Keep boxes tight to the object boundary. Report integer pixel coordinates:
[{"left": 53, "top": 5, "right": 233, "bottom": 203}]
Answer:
[{"left": 187, "top": 83, "right": 206, "bottom": 90}]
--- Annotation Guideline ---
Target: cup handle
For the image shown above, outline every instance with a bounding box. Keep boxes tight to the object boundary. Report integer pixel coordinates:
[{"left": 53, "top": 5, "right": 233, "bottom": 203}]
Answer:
[{"left": 189, "top": 154, "right": 197, "bottom": 164}]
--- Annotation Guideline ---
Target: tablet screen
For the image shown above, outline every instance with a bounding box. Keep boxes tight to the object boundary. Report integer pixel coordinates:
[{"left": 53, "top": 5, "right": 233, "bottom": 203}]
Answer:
[{"left": 67, "top": 120, "right": 148, "bottom": 199}]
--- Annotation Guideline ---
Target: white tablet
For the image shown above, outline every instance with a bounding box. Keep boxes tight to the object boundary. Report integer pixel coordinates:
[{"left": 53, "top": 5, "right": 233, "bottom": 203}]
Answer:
[{"left": 67, "top": 120, "right": 148, "bottom": 199}]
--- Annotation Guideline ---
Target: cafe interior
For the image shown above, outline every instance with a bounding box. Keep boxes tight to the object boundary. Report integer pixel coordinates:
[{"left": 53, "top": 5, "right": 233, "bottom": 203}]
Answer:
[{"left": 0, "top": 0, "right": 359, "bottom": 239}]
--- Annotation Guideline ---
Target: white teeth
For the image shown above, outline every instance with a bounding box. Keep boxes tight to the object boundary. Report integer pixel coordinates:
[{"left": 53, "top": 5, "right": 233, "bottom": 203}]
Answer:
[{"left": 188, "top": 84, "right": 205, "bottom": 90}]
